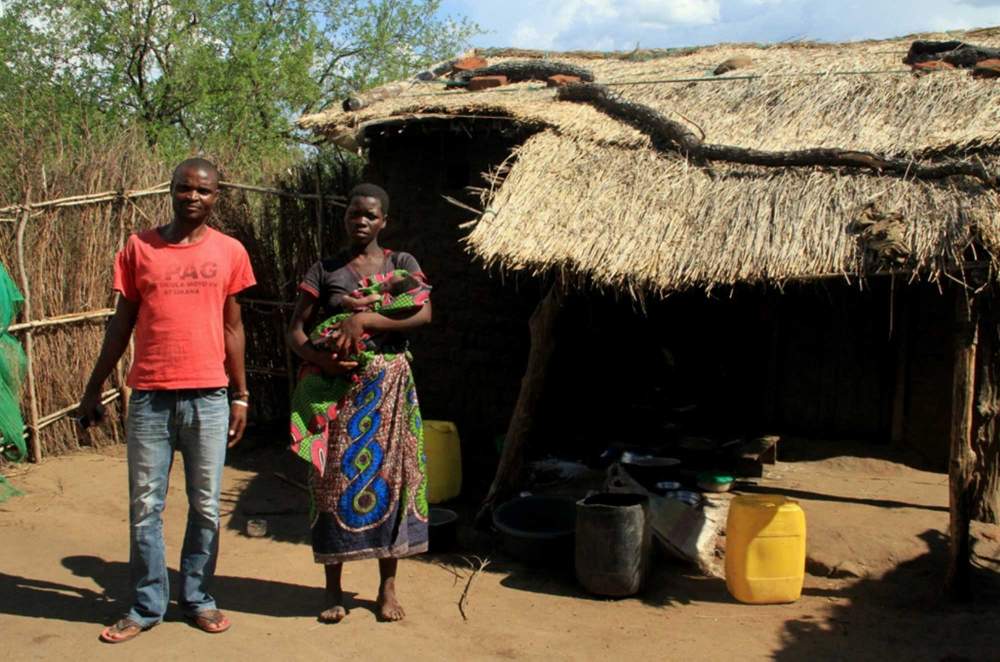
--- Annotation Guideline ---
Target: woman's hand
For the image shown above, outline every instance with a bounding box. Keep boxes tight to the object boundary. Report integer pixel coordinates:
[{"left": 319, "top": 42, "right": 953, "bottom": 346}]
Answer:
[
  {"left": 314, "top": 352, "right": 359, "bottom": 376},
  {"left": 334, "top": 313, "right": 371, "bottom": 358}
]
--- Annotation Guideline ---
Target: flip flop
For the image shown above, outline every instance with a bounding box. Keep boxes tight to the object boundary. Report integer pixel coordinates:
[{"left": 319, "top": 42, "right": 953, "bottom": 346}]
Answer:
[
  {"left": 188, "top": 609, "right": 231, "bottom": 634},
  {"left": 99, "top": 618, "right": 144, "bottom": 644}
]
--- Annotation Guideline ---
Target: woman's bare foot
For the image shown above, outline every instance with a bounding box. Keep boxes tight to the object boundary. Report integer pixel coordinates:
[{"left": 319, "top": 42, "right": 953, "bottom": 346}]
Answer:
[
  {"left": 320, "top": 563, "right": 346, "bottom": 623},
  {"left": 319, "top": 590, "right": 347, "bottom": 623},
  {"left": 377, "top": 577, "right": 405, "bottom": 622}
]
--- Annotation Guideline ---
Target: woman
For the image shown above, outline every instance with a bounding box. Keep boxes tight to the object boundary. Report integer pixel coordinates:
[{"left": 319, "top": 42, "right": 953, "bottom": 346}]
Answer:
[{"left": 286, "top": 183, "right": 432, "bottom": 623}]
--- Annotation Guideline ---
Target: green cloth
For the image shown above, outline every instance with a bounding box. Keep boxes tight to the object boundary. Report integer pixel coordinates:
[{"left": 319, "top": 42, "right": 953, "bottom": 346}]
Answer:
[
  {"left": 289, "top": 269, "right": 430, "bottom": 475},
  {"left": 0, "top": 262, "right": 27, "bottom": 464}
]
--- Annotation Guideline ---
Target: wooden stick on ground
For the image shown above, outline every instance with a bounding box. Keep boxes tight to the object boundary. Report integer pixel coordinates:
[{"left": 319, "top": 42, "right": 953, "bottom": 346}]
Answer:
[
  {"left": 457, "top": 556, "right": 491, "bottom": 621},
  {"left": 433, "top": 560, "right": 464, "bottom": 587}
]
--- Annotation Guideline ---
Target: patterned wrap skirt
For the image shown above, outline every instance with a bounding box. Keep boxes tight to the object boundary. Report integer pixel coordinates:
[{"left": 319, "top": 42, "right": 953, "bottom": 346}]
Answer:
[{"left": 309, "top": 353, "right": 429, "bottom": 563}]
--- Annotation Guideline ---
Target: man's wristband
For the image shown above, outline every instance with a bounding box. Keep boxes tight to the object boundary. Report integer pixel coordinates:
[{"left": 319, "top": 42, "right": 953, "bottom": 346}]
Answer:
[{"left": 231, "top": 399, "right": 249, "bottom": 408}]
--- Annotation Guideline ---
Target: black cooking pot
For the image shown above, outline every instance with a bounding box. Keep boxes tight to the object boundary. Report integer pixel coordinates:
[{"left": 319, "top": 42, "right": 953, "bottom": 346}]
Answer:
[
  {"left": 492, "top": 495, "right": 576, "bottom": 565},
  {"left": 428, "top": 507, "right": 459, "bottom": 553}
]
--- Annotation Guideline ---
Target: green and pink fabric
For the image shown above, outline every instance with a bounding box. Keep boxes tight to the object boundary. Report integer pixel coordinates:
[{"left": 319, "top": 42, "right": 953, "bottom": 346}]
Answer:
[{"left": 289, "top": 269, "right": 430, "bottom": 476}]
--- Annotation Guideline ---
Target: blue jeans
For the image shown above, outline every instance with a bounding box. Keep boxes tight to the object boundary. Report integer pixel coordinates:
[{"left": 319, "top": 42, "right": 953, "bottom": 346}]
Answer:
[{"left": 125, "top": 388, "right": 230, "bottom": 627}]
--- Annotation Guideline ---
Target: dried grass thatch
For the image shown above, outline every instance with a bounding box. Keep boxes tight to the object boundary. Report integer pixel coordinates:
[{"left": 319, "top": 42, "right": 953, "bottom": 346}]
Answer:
[
  {"left": 0, "top": 133, "right": 355, "bottom": 459},
  {"left": 300, "top": 28, "right": 1000, "bottom": 296}
]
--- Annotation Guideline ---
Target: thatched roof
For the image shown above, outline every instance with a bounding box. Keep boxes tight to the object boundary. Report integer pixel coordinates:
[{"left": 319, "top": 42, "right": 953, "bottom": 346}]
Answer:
[{"left": 299, "top": 28, "right": 1000, "bottom": 296}]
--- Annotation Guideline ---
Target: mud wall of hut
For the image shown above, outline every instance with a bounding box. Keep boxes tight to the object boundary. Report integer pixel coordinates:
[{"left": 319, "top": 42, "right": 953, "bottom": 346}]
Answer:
[
  {"left": 535, "top": 280, "right": 953, "bottom": 469},
  {"left": 364, "top": 122, "right": 541, "bottom": 485},
  {"left": 364, "top": 121, "right": 955, "bottom": 476}
]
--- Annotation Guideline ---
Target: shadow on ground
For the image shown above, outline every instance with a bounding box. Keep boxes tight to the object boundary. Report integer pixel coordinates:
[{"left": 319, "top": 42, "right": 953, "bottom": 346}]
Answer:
[
  {"left": 774, "top": 529, "right": 1000, "bottom": 661},
  {"left": 223, "top": 441, "right": 312, "bottom": 544},
  {"left": 738, "top": 483, "right": 948, "bottom": 512},
  {"left": 0, "top": 555, "right": 355, "bottom": 627},
  {"left": 213, "top": 440, "right": 998, "bottom": 660}
]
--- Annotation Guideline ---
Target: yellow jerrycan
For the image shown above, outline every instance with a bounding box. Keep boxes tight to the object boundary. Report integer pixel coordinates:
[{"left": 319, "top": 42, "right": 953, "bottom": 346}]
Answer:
[
  {"left": 423, "top": 420, "right": 462, "bottom": 504},
  {"left": 725, "top": 495, "right": 806, "bottom": 604}
]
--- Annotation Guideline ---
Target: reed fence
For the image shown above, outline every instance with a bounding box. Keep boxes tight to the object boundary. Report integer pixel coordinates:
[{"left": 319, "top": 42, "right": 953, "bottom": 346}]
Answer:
[{"left": 0, "top": 174, "right": 350, "bottom": 463}]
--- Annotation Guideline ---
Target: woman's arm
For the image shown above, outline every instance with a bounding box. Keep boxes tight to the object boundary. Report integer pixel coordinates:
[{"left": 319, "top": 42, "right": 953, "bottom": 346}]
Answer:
[
  {"left": 363, "top": 301, "right": 432, "bottom": 333},
  {"left": 285, "top": 293, "right": 357, "bottom": 374},
  {"left": 333, "top": 302, "right": 432, "bottom": 357}
]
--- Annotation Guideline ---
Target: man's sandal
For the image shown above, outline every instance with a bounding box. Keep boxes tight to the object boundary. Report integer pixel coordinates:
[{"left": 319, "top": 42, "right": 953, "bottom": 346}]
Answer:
[
  {"left": 188, "top": 609, "right": 231, "bottom": 634},
  {"left": 99, "top": 618, "right": 144, "bottom": 644}
]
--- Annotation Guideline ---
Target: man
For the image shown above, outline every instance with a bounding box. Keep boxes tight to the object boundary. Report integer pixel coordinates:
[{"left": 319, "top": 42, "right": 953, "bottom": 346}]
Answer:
[{"left": 78, "top": 158, "right": 255, "bottom": 643}]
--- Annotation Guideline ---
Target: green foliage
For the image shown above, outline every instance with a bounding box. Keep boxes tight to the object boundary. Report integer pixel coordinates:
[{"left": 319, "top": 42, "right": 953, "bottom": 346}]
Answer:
[{"left": 0, "top": 0, "right": 480, "bottom": 181}]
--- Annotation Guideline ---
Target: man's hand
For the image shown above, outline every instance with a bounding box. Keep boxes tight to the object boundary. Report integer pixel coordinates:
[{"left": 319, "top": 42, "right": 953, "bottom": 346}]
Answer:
[
  {"left": 76, "top": 391, "right": 106, "bottom": 429},
  {"left": 228, "top": 401, "right": 248, "bottom": 448}
]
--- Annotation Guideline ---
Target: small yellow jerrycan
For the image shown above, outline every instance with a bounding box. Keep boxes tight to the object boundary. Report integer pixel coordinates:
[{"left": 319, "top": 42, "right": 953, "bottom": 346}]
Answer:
[
  {"left": 423, "top": 420, "right": 462, "bottom": 504},
  {"left": 725, "top": 495, "right": 806, "bottom": 604}
]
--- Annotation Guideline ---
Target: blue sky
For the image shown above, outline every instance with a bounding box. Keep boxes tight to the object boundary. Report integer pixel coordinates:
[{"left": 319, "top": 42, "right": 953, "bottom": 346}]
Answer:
[{"left": 439, "top": 0, "right": 1000, "bottom": 50}]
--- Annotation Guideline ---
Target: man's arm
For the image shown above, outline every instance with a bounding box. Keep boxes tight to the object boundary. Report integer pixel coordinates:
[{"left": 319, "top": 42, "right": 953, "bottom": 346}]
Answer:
[
  {"left": 224, "top": 295, "right": 249, "bottom": 447},
  {"left": 77, "top": 296, "right": 140, "bottom": 425}
]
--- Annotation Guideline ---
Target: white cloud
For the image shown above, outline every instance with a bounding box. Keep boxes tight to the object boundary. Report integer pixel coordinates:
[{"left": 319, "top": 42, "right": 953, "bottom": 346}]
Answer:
[
  {"left": 444, "top": 0, "right": 1000, "bottom": 51},
  {"left": 510, "top": 0, "right": 721, "bottom": 50}
]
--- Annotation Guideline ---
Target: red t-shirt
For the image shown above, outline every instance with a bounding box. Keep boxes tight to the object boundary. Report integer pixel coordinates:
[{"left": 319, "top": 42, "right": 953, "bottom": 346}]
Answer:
[{"left": 114, "top": 226, "right": 256, "bottom": 390}]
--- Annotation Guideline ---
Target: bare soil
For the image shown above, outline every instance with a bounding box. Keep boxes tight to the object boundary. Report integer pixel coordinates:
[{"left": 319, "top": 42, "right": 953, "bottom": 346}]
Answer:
[{"left": 1, "top": 444, "right": 998, "bottom": 661}]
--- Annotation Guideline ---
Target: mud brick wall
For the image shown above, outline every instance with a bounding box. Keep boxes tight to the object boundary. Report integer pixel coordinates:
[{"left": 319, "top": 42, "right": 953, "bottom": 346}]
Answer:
[
  {"left": 536, "top": 281, "right": 953, "bottom": 469},
  {"left": 364, "top": 122, "right": 541, "bottom": 485}
]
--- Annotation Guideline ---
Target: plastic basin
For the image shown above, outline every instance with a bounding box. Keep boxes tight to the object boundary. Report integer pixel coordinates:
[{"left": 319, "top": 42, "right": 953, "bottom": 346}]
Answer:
[{"left": 492, "top": 495, "right": 576, "bottom": 565}]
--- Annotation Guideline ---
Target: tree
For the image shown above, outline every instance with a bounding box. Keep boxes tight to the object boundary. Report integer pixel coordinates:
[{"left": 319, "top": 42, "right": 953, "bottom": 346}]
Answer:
[{"left": 0, "top": 0, "right": 480, "bottom": 175}]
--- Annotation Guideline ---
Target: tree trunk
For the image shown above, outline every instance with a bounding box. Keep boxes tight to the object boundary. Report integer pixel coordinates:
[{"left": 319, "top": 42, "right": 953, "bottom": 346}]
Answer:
[
  {"left": 476, "top": 283, "right": 564, "bottom": 525},
  {"left": 947, "top": 289, "right": 978, "bottom": 600},
  {"left": 972, "top": 288, "right": 1000, "bottom": 524}
]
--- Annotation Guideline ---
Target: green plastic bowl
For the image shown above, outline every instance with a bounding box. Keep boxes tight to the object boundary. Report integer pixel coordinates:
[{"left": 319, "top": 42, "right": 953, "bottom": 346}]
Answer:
[{"left": 696, "top": 472, "right": 735, "bottom": 492}]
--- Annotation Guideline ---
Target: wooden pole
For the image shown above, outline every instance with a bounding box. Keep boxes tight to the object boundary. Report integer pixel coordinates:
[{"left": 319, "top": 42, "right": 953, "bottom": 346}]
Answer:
[
  {"left": 314, "top": 165, "right": 324, "bottom": 257},
  {"left": 971, "top": 286, "right": 1000, "bottom": 524},
  {"left": 15, "top": 206, "right": 42, "bottom": 463},
  {"left": 6, "top": 309, "right": 115, "bottom": 333},
  {"left": 0, "top": 179, "right": 345, "bottom": 216},
  {"left": 947, "top": 287, "right": 978, "bottom": 600},
  {"left": 477, "top": 282, "right": 564, "bottom": 524},
  {"left": 38, "top": 388, "right": 121, "bottom": 429}
]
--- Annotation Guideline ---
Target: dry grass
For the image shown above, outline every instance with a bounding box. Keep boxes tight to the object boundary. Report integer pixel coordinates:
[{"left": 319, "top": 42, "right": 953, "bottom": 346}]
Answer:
[
  {"left": 300, "top": 27, "right": 1000, "bottom": 293},
  {"left": 0, "top": 134, "right": 352, "bottom": 458},
  {"left": 0, "top": 130, "right": 166, "bottom": 457},
  {"left": 467, "top": 131, "right": 1000, "bottom": 296}
]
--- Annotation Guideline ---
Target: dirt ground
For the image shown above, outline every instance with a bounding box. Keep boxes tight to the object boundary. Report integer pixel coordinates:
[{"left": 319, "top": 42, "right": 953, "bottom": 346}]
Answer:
[{"left": 1, "top": 444, "right": 998, "bottom": 662}]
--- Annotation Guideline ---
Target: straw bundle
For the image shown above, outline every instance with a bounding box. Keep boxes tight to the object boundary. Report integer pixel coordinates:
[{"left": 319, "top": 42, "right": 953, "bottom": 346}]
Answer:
[
  {"left": 300, "top": 28, "right": 1000, "bottom": 295},
  {"left": 0, "top": 130, "right": 356, "bottom": 458},
  {"left": 0, "top": 130, "right": 168, "bottom": 457}
]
